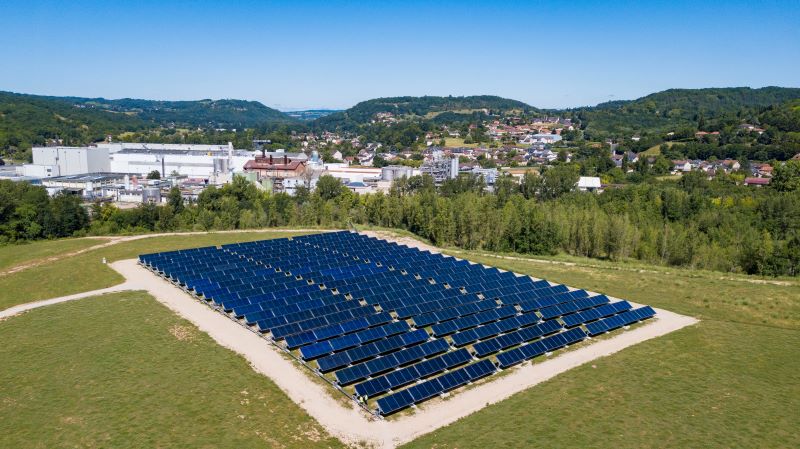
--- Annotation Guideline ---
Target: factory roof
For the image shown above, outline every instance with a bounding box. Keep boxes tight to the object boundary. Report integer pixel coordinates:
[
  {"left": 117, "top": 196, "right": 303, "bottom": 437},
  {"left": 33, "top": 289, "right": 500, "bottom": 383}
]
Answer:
[
  {"left": 244, "top": 158, "right": 305, "bottom": 171},
  {"left": 44, "top": 172, "right": 133, "bottom": 182},
  {"left": 114, "top": 148, "right": 255, "bottom": 156}
]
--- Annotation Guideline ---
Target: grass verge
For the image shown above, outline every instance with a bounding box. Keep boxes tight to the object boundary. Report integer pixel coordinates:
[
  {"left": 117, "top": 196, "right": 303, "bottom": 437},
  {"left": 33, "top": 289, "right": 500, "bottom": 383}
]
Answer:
[
  {"left": 0, "top": 291, "right": 343, "bottom": 449},
  {"left": 0, "top": 237, "right": 108, "bottom": 272},
  {"left": 0, "top": 231, "right": 316, "bottom": 310}
]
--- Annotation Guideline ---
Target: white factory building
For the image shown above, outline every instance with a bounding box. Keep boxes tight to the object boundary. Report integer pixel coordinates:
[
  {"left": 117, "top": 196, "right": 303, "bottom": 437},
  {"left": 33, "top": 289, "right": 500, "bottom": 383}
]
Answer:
[
  {"left": 108, "top": 145, "right": 255, "bottom": 180},
  {"left": 22, "top": 142, "right": 259, "bottom": 182},
  {"left": 23, "top": 146, "right": 111, "bottom": 178}
]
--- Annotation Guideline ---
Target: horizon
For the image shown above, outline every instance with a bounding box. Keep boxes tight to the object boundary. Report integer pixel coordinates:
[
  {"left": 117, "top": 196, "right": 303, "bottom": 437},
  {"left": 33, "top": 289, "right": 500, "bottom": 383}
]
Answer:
[
  {"left": 6, "top": 85, "right": 800, "bottom": 113},
  {"left": 1, "top": 1, "right": 798, "bottom": 110}
]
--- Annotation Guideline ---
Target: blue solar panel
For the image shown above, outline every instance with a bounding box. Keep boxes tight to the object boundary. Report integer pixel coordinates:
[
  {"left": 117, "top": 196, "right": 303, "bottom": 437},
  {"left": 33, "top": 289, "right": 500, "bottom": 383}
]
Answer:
[
  {"left": 585, "top": 306, "right": 656, "bottom": 336},
  {"left": 140, "top": 231, "right": 655, "bottom": 416}
]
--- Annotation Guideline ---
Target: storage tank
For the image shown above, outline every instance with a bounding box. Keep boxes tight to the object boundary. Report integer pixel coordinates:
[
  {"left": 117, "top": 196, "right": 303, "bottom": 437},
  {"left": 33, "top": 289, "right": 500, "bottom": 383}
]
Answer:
[
  {"left": 213, "top": 158, "right": 230, "bottom": 174},
  {"left": 142, "top": 187, "right": 162, "bottom": 204},
  {"left": 381, "top": 165, "right": 412, "bottom": 182}
]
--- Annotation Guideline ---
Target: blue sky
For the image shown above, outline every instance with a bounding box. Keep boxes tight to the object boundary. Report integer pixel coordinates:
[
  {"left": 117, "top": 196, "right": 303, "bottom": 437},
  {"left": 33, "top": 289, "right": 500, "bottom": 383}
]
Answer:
[{"left": 1, "top": 0, "right": 798, "bottom": 110}]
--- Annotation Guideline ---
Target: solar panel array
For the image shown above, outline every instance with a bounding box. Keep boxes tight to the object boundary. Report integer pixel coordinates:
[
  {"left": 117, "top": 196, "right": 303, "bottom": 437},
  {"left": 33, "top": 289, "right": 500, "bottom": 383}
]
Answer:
[{"left": 139, "top": 231, "right": 656, "bottom": 416}]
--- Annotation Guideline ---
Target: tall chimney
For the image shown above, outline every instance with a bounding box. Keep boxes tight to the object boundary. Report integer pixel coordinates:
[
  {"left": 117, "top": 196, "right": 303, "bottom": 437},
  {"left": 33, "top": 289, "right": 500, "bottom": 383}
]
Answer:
[
  {"left": 269, "top": 154, "right": 273, "bottom": 164},
  {"left": 284, "top": 155, "right": 288, "bottom": 165}
]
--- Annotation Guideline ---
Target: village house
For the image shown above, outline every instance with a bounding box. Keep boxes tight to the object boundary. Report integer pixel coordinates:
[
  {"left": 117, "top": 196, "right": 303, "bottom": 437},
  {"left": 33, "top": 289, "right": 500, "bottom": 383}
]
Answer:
[{"left": 744, "top": 177, "right": 770, "bottom": 187}]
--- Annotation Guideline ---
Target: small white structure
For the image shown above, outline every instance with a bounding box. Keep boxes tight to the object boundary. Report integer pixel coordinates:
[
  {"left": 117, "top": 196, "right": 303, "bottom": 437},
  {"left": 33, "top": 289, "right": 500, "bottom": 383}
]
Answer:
[
  {"left": 577, "top": 176, "right": 602, "bottom": 192},
  {"left": 520, "top": 133, "right": 563, "bottom": 145}
]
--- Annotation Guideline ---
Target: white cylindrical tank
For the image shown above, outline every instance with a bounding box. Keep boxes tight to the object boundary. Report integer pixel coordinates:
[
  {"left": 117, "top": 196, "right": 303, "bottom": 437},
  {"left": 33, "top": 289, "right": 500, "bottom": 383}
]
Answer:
[{"left": 142, "top": 187, "right": 162, "bottom": 204}]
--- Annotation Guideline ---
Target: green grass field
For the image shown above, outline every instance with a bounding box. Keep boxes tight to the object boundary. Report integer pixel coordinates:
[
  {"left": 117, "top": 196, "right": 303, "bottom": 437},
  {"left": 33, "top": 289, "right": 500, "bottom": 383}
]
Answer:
[
  {"left": 0, "top": 231, "right": 316, "bottom": 310},
  {"left": 0, "top": 291, "right": 342, "bottom": 449},
  {"left": 1, "top": 229, "right": 798, "bottom": 448},
  {"left": 0, "top": 237, "right": 107, "bottom": 271},
  {"left": 399, "top": 249, "right": 800, "bottom": 448},
  {"left": 444, "top": 137, "right": 480, "bottom": 148}
]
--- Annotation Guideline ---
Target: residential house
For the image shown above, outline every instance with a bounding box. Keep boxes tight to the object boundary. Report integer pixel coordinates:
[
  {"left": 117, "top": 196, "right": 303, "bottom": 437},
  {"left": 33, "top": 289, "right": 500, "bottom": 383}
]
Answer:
[
  {"left": 744, "top": 177, "right": 770, "bottom": 187},
  {"left": 576, "top": 176, "right": 602, "bottom": 193},
  {"left": 672, "top": 160, "right": 693, "bottom": 173}
]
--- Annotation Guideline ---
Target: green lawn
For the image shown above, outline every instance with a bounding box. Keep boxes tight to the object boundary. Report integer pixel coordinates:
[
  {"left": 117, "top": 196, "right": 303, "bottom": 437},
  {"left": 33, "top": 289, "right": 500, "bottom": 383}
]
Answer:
[
  {"left": 444, "top": 137, "right": 480, "bottom": 148},
  {"left": 2, "top": 229, "right": 798, "bottom": 448},
  {"left": 401, "top": 249, "right": 800, "bottom": 449},
  {"left": 0, "top": 237, "right": 107, "bottom": 271},
  {"left": 403, "top": 320, "right": 799, "bottom": 448},
  {"left": 0, "top": 291, "right": 342, "bottom": 449},
  {"left": 0, "top": 231, "right": 316, "bottom": 310}
]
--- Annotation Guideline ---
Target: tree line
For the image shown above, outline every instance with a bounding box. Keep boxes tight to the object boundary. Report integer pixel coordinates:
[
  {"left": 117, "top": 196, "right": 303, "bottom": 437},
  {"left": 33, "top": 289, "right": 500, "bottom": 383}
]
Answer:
[{"left": 3, "top": 162, "right": 799, "bottom": 277}]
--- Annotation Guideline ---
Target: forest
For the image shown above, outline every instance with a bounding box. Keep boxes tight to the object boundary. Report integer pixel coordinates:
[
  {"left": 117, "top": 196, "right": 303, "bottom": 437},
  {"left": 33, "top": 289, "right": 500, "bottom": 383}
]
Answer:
[
  {"left": 572, "top": 86, "right": 800, "bottom": 138},
  {"left": 312, "top": 95, "right": 536, "bottom": 131},
  {"left": 2, "top": 161, "right": 799, "bottom": 277},
  {"left": 0, "top": 91, "right": 298, "bottom": 160},
  {"left": 4, "top": 87, "right": 800, "bottom": 163}
]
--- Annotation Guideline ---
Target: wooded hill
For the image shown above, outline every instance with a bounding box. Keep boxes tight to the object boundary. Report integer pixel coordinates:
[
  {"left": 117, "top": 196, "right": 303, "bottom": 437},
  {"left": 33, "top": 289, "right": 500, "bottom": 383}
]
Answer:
[
  {"left": 3, "top": 87, "right": 800, "bottom": 160},
  {"left": 0, "top": 91, "right": 297, "bottom": 157},
  {"left": 569, "top": 87, "right": 800, "bottom": 137},
  {"left": 312, "top": 95, "right": 537, "bottom": 131}
]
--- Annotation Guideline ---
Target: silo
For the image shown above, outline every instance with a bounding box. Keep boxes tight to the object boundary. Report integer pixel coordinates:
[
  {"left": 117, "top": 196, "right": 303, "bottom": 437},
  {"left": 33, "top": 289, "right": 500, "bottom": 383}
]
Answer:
[{"left": 142, "top": 187, "right": 162, "bottom": 204}]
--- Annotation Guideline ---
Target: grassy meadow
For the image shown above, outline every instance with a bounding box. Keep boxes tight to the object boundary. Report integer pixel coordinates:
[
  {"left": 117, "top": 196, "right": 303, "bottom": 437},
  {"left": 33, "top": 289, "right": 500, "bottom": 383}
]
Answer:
[
  {"left": 0, "top": 230, "right": 316, "bottom": 310},
  {"left": 0, "top": 291, "right": 343, "bottom": 449},
  {"left": 0, "top": 229, "right": 798, "bottom": 448},
  {"left": 400, "top": 248, "right": 800, "bottom": 448},
  {"left": 0, "top": 237, "right": 108, "bottom": 272}
]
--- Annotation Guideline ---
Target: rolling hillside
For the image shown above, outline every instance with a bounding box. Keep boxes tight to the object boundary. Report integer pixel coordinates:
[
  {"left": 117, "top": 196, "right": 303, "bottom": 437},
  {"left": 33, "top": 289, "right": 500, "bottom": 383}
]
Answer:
[
  {"left": 0, "top": 91, "right": 297, "bottom": 156},
  {"left": 313, "top": 95, "right": 537, "bottom": 130},
  {"left": 571, "top": 87, "right": 800, "bottom": 136}
]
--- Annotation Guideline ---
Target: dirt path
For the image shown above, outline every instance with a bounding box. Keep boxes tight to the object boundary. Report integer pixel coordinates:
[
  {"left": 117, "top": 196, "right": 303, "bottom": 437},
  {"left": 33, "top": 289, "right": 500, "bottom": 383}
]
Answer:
[
  {"left": 0, "top": 282, "right": 137, "bottom": 321},
  {"left": 0, "top": 229, "right": 336, "bottom": 278},
  {"left": 1, "top": 231, "right": 699, "bottom": 448}
]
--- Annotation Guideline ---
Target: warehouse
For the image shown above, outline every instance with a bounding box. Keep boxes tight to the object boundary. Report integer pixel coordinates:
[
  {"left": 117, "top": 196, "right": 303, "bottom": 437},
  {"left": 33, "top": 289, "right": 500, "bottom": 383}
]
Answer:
[
  {"left": 40, "top": 173, "right": 130, "bottom": 199},
  {"left": 22, "top": 142, "right": 260, "bottom": 182},
  {"left": 23, "top": 146, "right": 111, "bottom": 177},
  {"left": 108, "top": 144, "right": 255, "bottom": 181}
]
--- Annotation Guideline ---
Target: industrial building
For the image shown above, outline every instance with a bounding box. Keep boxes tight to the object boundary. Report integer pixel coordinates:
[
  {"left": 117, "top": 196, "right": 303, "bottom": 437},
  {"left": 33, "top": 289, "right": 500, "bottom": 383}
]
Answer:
[
  {"left": 242, "top": 151, "right": 310, "bottom": 195},
  {"left": 40, "top": 173, "right": 132, "bottom": 199},
  {"left": 420, "top": 154, "right": 459, "bottom": 184},
  {"left": 108, "top": 143, "right": 254, "bottom": 182},
  {"left": 468, "top": 167, "right": 499, "bottom": 185},
  {"left": 380, "top": 165, "right": 415, "bottom": 182},
  {"left": 23, "top": 142, "right": 258, "bottom": 183},
  {"left": 23, "top": 146, "right": 111, "bottom": 178}
]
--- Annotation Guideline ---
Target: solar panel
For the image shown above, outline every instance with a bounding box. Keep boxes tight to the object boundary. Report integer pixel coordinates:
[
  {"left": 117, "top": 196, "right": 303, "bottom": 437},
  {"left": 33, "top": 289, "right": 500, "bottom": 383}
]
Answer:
[{"left": 140, "top": 231, "right": 656, "bottom": 416}]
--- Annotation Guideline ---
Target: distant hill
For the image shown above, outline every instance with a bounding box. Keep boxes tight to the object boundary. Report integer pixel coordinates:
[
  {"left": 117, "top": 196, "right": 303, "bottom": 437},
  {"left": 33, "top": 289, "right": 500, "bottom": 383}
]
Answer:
[
  {"left": 284, "top": 109, "right": 341, "bottom": 121},
  {"left": 0, "top": 91, "right": 297, "bottom": 156},
  {"left": 313, "top": 95, "right": 537, "bottom": 130},
  {"left": 53, "top": 95, "right": 296, "bottom": 128},
  {"left": 570, "top": 87, "right": 800, "bottom": 136}
]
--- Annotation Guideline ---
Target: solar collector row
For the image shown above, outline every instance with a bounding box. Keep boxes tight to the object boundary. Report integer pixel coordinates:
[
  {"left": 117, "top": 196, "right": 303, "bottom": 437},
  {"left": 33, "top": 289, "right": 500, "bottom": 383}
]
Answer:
[
  {"left": 376, "top": 359, "right": 496, "bottom": 415},
  {"left": 353, "top": 348, "right": 473, "bottom": 398},
  {"left": 316, "top": 329, "right": 430, "bottom": 372},
  {"left": 335, "top": 338, "right": 452, "bottom": 386},
  {"left": 585, "top": 306, "right": 656, "bottom": 336},
  {"left": 300, "top": 320, "right": 411, "bottom": 360},
  {"left": 561, "top": 301, "right": 632, "bottom": 327},
  {"left": 495, "top": 327, "right": 588, "bottom": 369}
]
